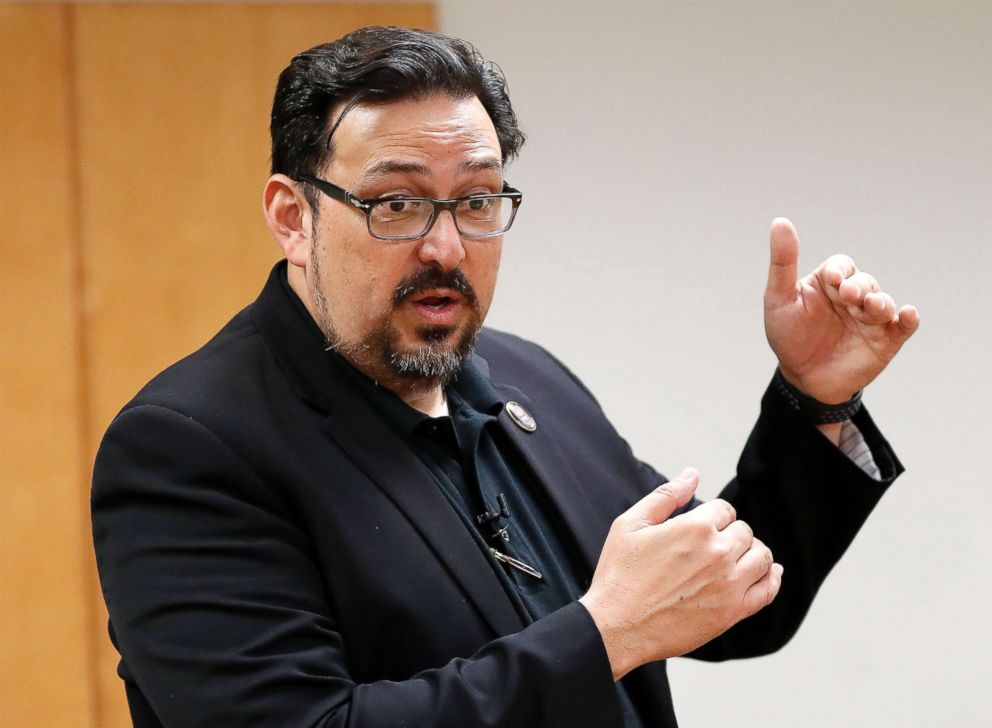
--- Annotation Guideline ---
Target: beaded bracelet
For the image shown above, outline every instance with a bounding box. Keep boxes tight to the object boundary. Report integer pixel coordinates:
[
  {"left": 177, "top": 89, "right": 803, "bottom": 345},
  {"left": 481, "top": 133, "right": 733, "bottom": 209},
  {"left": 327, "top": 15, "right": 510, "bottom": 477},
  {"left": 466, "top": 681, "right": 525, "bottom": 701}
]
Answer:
[{"left": 773, "top": 368, "right": 863, "bottom": 424}]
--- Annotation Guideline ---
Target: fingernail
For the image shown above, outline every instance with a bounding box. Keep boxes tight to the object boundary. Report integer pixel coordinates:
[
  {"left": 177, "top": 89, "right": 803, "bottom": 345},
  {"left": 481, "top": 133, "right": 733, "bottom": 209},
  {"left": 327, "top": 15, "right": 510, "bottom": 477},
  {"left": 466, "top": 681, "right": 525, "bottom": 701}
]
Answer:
[{"left": 677, "top": 467, "right": 698, "bottom": 483}]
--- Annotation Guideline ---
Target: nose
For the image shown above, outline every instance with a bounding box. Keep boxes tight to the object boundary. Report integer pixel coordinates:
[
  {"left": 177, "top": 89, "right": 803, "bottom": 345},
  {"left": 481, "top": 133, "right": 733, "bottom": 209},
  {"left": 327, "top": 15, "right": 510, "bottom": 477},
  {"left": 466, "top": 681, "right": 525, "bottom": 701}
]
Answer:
[{"left": 416, "top": 209, "right": 465, "bottom": 271}]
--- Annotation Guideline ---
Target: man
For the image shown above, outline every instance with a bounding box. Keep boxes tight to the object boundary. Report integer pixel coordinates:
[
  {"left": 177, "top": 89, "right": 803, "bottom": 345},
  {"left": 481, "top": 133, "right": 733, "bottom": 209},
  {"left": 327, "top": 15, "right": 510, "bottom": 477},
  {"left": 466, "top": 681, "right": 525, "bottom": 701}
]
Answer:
[{"left": 92, "top": 26, "right": 918, "bottom": 728}]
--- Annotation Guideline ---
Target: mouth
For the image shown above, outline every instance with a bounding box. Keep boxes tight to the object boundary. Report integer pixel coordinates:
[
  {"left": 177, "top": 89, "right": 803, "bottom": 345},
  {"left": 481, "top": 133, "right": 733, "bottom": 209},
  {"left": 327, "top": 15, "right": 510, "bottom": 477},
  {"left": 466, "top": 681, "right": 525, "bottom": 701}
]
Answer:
[{"left": 407, "top": 289, "right": 464, "bottom": 325}]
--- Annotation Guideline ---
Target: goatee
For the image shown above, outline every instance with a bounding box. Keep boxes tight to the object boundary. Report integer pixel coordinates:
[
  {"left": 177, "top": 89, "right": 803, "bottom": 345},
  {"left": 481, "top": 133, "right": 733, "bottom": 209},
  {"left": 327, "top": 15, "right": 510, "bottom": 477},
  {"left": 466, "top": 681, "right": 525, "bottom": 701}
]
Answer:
[{"left": 311, "top": 262, "right": 483, "bottom": 392}]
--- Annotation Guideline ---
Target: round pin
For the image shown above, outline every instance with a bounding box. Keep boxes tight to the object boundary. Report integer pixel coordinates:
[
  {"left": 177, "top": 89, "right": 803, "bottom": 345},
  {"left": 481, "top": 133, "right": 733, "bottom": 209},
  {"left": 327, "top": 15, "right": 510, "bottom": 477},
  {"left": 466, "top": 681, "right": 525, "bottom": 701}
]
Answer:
[{"left": 506, "top": 401, "right": 537, "bottom": 432}]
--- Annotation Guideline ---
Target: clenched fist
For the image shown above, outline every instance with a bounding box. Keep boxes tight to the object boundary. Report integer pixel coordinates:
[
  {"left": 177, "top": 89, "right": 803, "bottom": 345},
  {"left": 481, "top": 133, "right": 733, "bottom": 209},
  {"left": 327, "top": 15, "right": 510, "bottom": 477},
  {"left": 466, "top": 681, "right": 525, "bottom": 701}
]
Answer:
[{"left": 579, "top": 468, "right": 782, "bottom": 681}]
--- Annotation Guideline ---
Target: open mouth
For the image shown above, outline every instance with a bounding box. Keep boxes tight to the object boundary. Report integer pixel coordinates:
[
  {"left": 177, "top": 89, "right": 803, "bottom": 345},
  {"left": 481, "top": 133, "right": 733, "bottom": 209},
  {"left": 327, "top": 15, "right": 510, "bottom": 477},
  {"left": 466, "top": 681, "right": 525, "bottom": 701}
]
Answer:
[
  {"left": 417, "top": 295, "right": 455, "bottom": 310},
  {"left": 408, "top": 289, "right": 463, "bottom": 323},
  {"left": 410, "top": 288, "right": 462, "bottom": 307}
]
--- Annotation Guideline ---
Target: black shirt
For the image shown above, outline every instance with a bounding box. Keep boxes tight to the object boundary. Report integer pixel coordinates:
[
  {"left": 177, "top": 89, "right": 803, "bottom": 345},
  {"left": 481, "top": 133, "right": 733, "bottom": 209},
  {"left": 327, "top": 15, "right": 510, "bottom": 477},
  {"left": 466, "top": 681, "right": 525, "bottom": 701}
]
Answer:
[{"left": 326, "top": 350, "right": 645, "bottom": 728}]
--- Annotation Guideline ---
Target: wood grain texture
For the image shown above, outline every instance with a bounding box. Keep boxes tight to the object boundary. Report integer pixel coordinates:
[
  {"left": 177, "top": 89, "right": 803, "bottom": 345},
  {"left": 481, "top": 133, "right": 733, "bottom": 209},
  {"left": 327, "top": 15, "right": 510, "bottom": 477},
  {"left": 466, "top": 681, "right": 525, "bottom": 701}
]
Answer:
[
  {"left": 0, "top": 5, "right": 96, "bottom": 727},
  {"left": 69, "top": 4, "right": 435, "bottom": 724}
]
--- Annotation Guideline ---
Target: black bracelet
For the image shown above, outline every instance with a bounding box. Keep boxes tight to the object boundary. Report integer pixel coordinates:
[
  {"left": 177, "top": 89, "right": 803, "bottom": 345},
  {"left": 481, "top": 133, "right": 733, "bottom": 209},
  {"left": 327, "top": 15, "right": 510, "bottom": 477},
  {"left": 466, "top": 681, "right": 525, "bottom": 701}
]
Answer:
[{"left": 773, "top": 368, "right": 863, "bottom": 424}]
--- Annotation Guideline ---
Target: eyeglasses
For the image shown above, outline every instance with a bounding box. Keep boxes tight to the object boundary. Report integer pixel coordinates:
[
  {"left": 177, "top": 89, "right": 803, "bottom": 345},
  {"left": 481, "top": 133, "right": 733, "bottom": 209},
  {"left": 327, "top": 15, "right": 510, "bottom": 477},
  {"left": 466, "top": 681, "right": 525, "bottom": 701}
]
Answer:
[{"left": 298, "top": 174, "right": 523, "bottom": 241}]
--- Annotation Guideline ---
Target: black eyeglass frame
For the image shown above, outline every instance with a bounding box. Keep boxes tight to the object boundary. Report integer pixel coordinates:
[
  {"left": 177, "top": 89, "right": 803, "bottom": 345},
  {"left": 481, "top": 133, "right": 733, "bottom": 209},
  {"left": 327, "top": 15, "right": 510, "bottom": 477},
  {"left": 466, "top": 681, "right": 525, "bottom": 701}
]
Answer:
[{"left": 297, "top": 174, "right": 523, "bottom": 241}]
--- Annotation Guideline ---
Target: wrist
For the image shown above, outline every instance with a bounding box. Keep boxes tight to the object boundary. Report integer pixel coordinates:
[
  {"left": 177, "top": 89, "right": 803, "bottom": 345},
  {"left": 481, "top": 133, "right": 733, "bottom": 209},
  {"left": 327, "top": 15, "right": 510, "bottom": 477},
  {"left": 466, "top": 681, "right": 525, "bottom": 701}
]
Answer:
[
  {"left": 776, "top": 366, "right": 855, "bottom": 404},
  {"left": 578, "top": 594, "right": 640, "bottom": 682},
  {"left": 773, "top": 367, "right": 863, "bottom": 424}
]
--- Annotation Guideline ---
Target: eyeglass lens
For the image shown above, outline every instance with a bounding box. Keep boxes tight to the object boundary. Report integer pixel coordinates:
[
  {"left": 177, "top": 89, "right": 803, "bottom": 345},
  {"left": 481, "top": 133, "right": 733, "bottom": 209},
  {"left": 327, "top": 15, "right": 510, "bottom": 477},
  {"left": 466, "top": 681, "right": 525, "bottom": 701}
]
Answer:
[{"left": 369, "top": 196, "right": 515, "bottom": 239}]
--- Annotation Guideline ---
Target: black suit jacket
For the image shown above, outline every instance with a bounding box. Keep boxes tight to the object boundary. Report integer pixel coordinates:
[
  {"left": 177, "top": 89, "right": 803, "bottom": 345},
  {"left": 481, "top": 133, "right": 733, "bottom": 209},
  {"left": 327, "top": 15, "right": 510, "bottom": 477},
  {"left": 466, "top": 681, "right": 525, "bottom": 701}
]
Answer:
[{"left": 92, "top": 262, "right": 901, "bottom": 727}]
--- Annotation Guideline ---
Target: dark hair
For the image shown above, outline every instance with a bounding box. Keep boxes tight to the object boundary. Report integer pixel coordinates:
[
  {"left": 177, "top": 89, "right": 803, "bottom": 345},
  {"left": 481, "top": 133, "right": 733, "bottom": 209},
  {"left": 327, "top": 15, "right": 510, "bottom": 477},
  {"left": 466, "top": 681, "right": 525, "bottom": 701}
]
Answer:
[{"left": 270, "top": 26, "right": 525, "bottom": 201}]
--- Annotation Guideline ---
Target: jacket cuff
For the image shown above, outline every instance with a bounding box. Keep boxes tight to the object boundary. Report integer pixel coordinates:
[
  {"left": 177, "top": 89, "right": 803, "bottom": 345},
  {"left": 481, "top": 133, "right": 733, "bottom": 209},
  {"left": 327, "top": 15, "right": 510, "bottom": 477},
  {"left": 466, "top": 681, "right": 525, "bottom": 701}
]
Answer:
[
  {"left": 761, "top": 376, "right": 905, "bottom": 485},
  {"left": 514, "top": 600, "right": 623, "bottom": 725}
]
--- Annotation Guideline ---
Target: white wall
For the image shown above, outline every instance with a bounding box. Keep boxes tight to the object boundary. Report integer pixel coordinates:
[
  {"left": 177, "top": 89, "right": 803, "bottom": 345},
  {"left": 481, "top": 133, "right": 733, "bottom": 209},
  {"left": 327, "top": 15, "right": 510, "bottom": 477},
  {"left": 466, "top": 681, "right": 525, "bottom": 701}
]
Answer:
[{"left": 441, "top": 1, "right": 991, "bottom": 726}]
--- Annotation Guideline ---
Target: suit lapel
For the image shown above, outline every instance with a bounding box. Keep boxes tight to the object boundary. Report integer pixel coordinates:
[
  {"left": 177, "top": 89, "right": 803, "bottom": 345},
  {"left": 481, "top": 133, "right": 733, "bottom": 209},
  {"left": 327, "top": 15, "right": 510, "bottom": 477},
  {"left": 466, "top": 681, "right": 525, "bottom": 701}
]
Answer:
[
  {"left": 323, "top": 383, "right": 525, "bottom": 637},
  {"left": 490, "top": 382, "right": 608, "bottom": 579},
  {"left": 254, "top": 262, "right": 608, "bottom": 633},
  {"left": 252, "top": 262, "right": 524, "bottom": 637}
]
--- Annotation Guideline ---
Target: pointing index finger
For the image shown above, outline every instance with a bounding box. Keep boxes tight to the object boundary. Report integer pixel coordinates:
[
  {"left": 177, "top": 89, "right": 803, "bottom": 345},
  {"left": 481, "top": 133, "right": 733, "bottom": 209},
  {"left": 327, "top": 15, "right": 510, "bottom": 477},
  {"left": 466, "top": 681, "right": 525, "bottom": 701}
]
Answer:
[{"left": 766, "top": 217, "right": 800, "bottom": 305}]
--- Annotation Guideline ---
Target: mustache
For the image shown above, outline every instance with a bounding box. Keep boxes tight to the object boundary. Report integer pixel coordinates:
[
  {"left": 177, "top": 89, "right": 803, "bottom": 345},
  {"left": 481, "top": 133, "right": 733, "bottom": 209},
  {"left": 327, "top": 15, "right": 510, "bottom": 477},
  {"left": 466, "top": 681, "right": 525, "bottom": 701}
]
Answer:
[{"left": 392, "top": 267, "right": 478, "bottom": 307}]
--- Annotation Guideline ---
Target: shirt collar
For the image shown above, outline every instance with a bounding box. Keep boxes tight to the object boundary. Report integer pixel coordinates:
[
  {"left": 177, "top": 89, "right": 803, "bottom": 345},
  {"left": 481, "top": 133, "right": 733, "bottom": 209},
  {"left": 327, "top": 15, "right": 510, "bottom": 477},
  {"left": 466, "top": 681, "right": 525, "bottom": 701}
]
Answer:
[
  {"left": 324, "top": 338, "right": 505, "bottom": 441},
  {"left": 448, "top": 354, "right": 504, "bottom": 419}
]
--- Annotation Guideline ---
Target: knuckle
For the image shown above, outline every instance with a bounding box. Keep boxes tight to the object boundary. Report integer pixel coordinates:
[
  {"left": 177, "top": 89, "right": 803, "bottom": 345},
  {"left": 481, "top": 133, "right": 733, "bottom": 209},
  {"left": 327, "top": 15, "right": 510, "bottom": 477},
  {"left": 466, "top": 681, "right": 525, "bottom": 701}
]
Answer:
[
  {"left": 653, "top": 483, "right": 679, "bottom": 499},
  {"left": 735, "top": 519, "right": 754, "bottom": 541},
  {"left": 722, "top": 566, "right": 742, "bottom": 588},
  {"left": 690, "top": 518, "right": 712, "bottom": 539},
  {"left": 678, "top": 511, "right": 705, "bottom": 532},
  {"left": 752, "top": 540, "right": 774, "bottom": 566},
  {"left": 709, "top": 541, "right": 733, "bottom": 563},
  {"left": 712, "top": 498, "right": 737, "bottom": 522},
  {"left": 829, "top": 253, "right": 856, "bottom": 273}
]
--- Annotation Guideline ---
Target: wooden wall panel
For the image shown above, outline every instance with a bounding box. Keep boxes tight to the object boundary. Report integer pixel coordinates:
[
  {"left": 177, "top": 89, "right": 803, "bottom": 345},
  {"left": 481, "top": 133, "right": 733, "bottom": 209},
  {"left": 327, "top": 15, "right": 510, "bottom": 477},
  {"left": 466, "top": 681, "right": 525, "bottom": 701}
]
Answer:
[
  {"left": 70, "top": 5, "right": 435, "bottom": 725},
  {"left": 0, "top": 5, "right": 96, "bottom": 727},
  {"left": 74, "top": 1, "right": 436, "bottom": 442}
]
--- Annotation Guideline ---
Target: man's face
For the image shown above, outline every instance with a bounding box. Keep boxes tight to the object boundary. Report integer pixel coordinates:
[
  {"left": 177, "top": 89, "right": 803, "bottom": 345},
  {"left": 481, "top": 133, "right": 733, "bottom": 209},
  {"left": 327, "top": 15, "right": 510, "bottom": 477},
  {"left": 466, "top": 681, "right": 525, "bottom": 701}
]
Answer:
[{"left": 305, "top": 95, "right": 505, "bottom": 392}]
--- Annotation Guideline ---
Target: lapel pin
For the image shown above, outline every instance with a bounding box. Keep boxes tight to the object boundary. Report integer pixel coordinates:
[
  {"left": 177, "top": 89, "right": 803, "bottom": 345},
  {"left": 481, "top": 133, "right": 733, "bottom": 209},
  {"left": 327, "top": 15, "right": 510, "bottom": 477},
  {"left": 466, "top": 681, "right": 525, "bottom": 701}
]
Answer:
[{"left": 505, "top": 401, "right": 537, "bottom": 432}]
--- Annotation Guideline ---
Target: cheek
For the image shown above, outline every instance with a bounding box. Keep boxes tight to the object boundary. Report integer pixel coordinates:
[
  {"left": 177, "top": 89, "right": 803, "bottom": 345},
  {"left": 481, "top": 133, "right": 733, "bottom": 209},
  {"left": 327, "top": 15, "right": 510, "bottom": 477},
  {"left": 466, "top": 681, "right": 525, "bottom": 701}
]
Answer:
[
  {"left": 471, "top": 245, "right": 503, "bottom": 312},
  {"left": 323, "top": 243, "right": 409, "bottom": 318}
]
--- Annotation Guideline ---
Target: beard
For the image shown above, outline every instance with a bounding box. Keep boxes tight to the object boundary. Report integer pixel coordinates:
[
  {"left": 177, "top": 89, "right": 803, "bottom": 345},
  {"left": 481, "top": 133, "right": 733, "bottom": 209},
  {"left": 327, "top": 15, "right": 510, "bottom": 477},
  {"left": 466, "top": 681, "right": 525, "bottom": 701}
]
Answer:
[{"left": 309, "top": 256, "right": 483, "bottom": 393}]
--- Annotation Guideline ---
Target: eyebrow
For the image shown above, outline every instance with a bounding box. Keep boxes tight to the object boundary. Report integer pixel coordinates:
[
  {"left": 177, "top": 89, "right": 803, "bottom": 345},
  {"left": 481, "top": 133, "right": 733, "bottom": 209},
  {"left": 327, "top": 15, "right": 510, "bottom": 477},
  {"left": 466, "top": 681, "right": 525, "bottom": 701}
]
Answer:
[
  {"left": 362, "top": 160, "right": 431, "bottom": 182},
  {"left": 360, "top": 156, "right": 503, "bottom": 184},
  {"left": 462, "top": 157, "right": 503, "bottom": 174}
]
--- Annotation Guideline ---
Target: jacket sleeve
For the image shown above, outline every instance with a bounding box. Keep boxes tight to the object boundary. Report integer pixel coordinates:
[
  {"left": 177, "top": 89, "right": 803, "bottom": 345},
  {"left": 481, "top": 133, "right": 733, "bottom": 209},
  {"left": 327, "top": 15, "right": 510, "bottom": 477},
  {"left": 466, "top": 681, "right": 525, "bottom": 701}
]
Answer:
[
  {"left": 524, "top": 340, "right": 902, "bottom": 663},
  {"left": 687, "top": 382, "right": 902, "bottom": 660},
  {"left": 92, "top": 404, "right": 622, "bottom": 728}
]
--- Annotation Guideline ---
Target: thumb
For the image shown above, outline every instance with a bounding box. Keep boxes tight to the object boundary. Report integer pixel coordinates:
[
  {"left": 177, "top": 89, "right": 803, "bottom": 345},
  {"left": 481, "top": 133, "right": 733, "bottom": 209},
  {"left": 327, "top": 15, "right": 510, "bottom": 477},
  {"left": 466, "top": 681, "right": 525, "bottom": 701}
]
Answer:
[
  {"left": 766, "top": 217, "right": 800, "bottom": 305},
  {"left": 620, "top": 467, "right": 699, "bottom": 533}
]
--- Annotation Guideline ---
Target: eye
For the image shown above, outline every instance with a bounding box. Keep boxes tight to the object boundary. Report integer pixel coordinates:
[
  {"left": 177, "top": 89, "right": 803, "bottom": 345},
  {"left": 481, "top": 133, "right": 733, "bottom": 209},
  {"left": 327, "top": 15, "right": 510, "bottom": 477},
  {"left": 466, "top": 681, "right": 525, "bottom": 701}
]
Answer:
[
  {"left": 461, "top": 197, "right": 499, "bottom": 220},
  {"left": 377, "top": 199, "right": 423, "bottom": 217}
]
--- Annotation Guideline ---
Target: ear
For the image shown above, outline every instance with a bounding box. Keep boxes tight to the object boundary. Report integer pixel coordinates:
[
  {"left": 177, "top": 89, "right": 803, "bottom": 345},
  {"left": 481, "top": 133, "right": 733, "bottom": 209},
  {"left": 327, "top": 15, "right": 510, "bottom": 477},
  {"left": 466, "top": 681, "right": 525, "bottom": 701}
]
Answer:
[{"left": 263, "top": 174, "right": 313, "bottom": 268}]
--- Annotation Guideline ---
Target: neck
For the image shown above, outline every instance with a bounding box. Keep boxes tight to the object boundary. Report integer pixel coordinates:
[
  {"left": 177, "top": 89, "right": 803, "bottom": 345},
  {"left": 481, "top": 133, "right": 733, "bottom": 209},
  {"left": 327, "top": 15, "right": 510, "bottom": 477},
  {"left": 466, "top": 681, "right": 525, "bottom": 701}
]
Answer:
[{"left": 405, "top": 386, "right": 447, "bottom": 417}]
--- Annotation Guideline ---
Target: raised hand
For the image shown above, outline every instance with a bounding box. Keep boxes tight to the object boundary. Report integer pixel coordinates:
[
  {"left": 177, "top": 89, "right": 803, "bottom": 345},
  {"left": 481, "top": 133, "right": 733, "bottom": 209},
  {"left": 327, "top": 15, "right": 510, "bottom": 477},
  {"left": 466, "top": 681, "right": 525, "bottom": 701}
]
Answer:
[
  {"left": 579, "top": 469, "right": 782, "bottom": 681},
  {"left": 764, "top": 218, "right": 919, "bottom": 403}
]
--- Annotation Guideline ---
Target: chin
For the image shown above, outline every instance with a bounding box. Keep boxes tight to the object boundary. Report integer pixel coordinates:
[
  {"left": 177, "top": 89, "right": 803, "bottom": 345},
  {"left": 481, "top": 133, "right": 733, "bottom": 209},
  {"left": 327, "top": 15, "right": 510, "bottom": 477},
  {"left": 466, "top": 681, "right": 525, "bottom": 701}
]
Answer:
[{"left": 386, "top": 321, "right": 480, "bottom": 383}]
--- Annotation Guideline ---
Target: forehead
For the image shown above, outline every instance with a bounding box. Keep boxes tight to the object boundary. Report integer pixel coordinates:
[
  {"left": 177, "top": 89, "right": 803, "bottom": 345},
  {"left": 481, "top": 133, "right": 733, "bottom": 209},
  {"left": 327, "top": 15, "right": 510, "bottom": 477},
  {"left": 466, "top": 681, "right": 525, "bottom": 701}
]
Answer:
[{"left": 326, "top": 95, "right": 502, "bottom": 180}]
